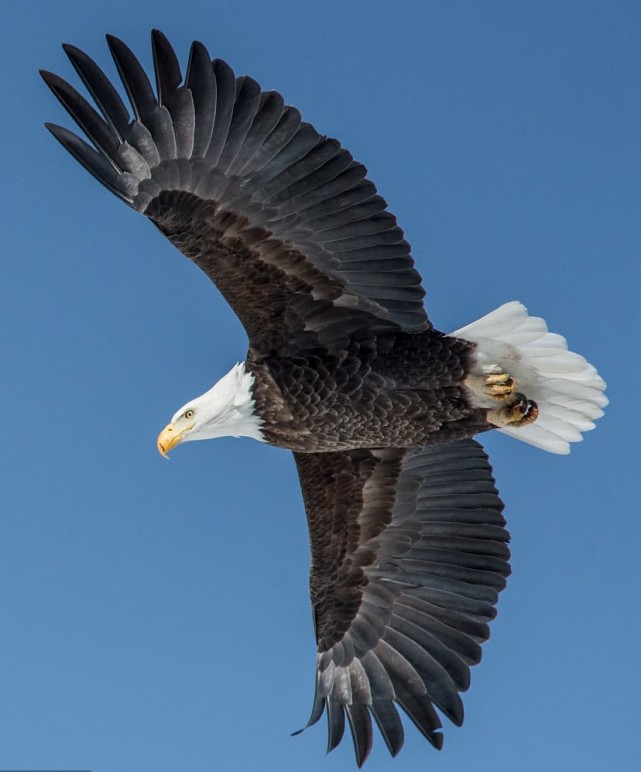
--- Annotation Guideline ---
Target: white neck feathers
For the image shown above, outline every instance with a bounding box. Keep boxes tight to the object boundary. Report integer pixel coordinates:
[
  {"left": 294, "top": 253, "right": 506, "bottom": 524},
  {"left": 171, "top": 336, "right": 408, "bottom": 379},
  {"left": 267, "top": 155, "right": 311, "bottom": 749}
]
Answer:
[{"left": 175, "top": 363, "right": 265, "bottom": 443}]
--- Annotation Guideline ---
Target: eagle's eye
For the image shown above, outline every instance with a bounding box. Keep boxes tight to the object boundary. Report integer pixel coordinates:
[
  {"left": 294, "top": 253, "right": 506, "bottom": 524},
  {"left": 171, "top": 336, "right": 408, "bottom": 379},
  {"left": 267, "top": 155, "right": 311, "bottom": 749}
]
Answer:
[{"left": 184, "top": 409, "right": 195, "bottom": 420}]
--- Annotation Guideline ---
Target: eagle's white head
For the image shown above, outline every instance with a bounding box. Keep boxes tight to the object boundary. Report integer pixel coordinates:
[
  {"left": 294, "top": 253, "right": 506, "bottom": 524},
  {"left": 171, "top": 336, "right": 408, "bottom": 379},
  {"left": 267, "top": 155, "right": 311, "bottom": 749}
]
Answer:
[{"left": 156, "top": 363, "right": 265, "bottom": 457}]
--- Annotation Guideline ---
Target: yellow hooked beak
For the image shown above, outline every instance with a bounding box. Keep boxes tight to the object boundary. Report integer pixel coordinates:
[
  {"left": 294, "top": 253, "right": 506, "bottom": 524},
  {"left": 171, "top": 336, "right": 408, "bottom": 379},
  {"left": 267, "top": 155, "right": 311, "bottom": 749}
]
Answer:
[{"left": 157, "top": 421, "right": 195, "bottom": 458}]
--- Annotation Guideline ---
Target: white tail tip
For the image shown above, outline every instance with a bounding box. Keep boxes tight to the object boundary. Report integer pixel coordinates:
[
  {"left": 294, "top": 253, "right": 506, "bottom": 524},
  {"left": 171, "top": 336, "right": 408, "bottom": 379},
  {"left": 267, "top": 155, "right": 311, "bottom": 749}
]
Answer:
[{"left": 453, "top": 302, "right": 608, "bottom": 454}]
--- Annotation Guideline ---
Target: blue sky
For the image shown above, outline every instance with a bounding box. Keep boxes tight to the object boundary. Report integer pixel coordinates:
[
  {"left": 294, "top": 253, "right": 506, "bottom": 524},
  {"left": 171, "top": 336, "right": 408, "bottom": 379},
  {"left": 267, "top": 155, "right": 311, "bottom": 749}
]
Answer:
[{"left": 2, "top": 1, "right": 639, "bottom": 770}]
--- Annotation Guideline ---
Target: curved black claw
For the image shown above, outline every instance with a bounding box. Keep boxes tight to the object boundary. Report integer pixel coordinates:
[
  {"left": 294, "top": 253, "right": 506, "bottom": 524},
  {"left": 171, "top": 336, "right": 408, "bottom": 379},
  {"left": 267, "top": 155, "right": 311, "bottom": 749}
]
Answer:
[
  {"left": 487, "top": 392, "right": 539, "bottom": 428},
  {"left": 511, "top": 393, "right": 539, "bottom": 425}
]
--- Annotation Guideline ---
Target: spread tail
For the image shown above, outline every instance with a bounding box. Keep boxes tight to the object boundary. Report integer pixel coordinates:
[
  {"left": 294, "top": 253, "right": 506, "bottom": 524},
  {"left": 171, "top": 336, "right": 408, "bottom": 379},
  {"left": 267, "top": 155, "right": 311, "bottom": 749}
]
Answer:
[{"left": 453, "top": 301, "right": 608, "bottom": 454}]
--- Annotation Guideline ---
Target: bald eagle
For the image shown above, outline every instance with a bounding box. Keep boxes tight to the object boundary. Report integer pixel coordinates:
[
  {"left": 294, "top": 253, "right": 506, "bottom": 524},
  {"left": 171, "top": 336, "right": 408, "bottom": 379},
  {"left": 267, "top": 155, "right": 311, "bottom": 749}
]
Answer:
[{"left": 41, "top": 31, "right": 606, "bottom": 766}]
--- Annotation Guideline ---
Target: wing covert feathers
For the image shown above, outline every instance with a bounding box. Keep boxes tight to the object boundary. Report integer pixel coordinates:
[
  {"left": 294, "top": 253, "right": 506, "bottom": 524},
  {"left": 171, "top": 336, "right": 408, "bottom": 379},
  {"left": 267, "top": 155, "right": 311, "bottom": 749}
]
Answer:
[
  {"left": 42, "top": 30, "right": 429, "bottom": 336},
  {"left": 294, "top": 440, "right": 508, "bottom": 765}
]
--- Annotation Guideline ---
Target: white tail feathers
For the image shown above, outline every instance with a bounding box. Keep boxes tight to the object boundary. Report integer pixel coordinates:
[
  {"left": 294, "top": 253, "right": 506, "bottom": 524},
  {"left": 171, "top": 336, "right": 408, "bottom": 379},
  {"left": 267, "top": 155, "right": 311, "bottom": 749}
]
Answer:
[{"left": 452, "top": 302, "right": 608, "bottom": 454}]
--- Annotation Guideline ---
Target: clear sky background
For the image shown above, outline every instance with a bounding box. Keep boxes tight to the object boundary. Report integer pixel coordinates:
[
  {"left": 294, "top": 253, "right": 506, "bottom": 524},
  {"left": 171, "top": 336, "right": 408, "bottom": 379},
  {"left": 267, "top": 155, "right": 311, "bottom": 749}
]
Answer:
[{"left": 1, "top": 2, "right": 639, "bottom": 771}]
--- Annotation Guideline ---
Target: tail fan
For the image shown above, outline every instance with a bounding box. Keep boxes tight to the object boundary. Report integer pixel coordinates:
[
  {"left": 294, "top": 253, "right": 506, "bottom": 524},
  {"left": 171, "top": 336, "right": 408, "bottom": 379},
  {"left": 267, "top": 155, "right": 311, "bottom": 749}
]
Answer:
[{"left": 453, "top": 301, "right": 607, "bottom": 454}]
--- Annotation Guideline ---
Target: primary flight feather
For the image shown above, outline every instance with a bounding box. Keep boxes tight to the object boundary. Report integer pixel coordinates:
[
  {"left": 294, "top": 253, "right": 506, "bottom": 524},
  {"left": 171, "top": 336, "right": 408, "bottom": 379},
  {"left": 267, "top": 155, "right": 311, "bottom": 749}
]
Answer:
[{"left": 41, "top": 30, "right": 607, "bottom": 766}]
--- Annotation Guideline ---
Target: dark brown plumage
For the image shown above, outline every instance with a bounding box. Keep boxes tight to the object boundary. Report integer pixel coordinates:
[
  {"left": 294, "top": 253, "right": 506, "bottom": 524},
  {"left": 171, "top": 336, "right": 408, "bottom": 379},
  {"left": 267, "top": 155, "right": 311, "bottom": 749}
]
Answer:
[
  {"left": 42, "top": 29, "right": 589, "bottom": 767},
  {"left": 146, "top": 184, "right": 489, "bottom": 451},
  {"left": 293, "top": 442, "right": 509, "bottom": 763}
]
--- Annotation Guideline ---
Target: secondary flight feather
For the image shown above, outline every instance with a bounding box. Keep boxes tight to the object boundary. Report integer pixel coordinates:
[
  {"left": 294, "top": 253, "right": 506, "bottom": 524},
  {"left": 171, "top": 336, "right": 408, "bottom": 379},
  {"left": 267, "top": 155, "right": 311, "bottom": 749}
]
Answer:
[{"left": 41, "top": 30, "right": 607, "bottom": 766}]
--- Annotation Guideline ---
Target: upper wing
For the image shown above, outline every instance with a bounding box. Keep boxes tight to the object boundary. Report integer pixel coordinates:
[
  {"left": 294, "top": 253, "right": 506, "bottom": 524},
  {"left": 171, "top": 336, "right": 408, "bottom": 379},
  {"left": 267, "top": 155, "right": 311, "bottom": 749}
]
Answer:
[
  {"left": 41, "top": 30, "right": 430, "bottom": 354},
  {"left": 293, "top": 439, "right": 509, "bottom": 766}
]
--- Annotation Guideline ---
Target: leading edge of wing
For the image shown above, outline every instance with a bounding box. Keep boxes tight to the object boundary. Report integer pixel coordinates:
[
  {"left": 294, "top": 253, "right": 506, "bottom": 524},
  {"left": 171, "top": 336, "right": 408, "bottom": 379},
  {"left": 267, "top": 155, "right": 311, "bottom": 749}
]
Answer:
[
  {"left": 41, "top": 30, "right": 429, "bottom": 334},
  {"left": 293, "top": 440, "right": 509, "bottom": 766}
]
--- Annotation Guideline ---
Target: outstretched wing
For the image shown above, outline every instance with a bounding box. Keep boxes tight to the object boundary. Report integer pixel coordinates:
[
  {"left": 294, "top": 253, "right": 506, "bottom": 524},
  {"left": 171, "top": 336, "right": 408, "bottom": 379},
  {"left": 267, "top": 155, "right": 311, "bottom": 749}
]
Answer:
[
  {"left": 41, "top": 30, "right": 429, "bottom": 354},
  {"left": 293, "top": 439, "right": 509, "bottom": 766}
]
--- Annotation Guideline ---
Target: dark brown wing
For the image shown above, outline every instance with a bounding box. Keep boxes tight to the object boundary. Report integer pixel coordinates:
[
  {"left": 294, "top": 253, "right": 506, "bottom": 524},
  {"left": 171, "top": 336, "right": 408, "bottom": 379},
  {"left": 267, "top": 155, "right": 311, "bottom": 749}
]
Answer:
[
  {"left": 41, "top": 30, "right": 429, "bottom": 354},
  {"left": 293, "top": 439, "right": 509, "bottom": 766}
]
